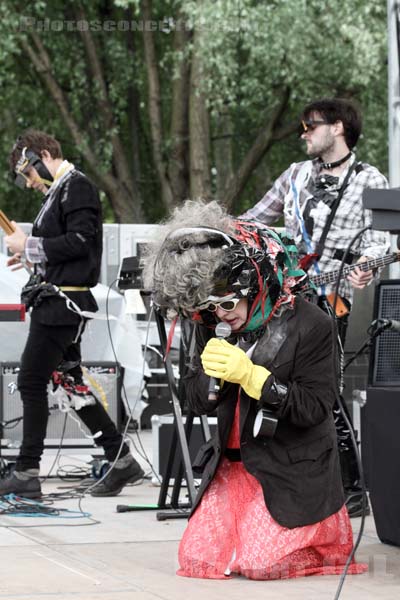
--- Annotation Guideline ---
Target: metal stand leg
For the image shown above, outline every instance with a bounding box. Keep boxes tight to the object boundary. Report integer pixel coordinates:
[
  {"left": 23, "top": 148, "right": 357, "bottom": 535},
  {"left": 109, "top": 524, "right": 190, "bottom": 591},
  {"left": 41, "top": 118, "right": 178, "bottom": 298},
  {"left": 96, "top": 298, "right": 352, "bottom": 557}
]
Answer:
[{"left": 116, "top": 311, "right": 198, "bottom": 518}]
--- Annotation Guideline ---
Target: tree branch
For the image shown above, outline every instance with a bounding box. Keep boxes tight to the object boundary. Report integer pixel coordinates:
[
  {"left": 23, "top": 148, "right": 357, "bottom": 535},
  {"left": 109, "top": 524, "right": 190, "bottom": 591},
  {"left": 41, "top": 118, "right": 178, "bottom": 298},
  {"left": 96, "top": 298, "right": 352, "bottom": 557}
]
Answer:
[
  {"left": 74, "top": 5, "right": 142, "bottom": 212},
  {"left": 141, "top": 0, "right": 174, "bottom": 210},
  {"left": 168, "top": 24, "right": 191, "bottom": 203},
  {"left": 21, "top": 33, "right": 99, "bottom": 172},
  {"left": 74, "top": 6, "right": 114, "bottom": 128},
  {"left": 272, "top": 119, "right": 299, "bottom": 141},
  {"left": 189, "top": 27, "right": 211, "bottom": 200},
  {"left": 19, "top": 33, "right": 142, "bottom": 222},
  {"left": 222, "top": 87, "right": 291, "bottom": 209}
]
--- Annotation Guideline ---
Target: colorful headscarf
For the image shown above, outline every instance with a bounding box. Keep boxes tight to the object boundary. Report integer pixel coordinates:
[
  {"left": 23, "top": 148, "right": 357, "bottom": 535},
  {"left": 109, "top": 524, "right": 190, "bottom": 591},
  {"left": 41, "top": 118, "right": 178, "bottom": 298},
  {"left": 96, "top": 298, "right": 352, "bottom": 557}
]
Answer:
[
  {"left": 210, "top": 220, "right": 306, "bottom": 333},
  {"left": 151, "top": 218, "right": 308, "bottom": 336}
]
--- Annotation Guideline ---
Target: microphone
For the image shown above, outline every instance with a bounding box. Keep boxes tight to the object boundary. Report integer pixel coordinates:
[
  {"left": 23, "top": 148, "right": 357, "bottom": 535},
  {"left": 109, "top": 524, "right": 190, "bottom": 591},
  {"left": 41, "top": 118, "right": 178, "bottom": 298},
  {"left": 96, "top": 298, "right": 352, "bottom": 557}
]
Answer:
[
  {"left": 379, "top": 318, "right": 400, "bottom": 333},
  {"left": 208, "top": 321, "right": 232, "bottom": 401}
]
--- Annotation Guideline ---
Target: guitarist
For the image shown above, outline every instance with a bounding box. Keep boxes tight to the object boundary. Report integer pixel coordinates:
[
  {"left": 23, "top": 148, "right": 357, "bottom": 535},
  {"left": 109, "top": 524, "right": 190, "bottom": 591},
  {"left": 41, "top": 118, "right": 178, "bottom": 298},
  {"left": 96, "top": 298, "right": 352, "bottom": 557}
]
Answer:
[{"left": 242, "top": 97, "right": 390, "bottom": 518}]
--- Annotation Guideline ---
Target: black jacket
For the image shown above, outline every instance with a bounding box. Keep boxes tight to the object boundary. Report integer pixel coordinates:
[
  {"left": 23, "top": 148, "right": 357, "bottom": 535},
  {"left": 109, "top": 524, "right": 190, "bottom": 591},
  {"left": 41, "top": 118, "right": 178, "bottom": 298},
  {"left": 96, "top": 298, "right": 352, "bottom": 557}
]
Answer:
[
  {"left": 184, "top": 296, "right": 344, "bottom": 529},
  {"left": 30, "top": 169, "right": 102, "bottom": 326}
]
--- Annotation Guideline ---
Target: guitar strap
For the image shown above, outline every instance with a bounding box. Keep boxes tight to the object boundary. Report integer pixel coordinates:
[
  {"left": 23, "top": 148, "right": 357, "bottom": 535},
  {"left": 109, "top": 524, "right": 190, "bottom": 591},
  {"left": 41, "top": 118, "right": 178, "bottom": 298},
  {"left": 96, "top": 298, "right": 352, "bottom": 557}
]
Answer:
[
  {"left": 314, "top": 161, "right": 363, "bottom": 259},
  {"left": 312, "top": 162, "right": 363, "bottom": 315}
]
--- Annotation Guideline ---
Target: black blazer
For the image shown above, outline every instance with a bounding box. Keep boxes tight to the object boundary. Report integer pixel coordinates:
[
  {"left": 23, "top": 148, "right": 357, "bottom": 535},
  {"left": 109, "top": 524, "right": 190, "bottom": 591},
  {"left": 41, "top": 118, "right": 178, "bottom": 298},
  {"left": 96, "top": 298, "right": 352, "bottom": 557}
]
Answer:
[
  {"left": 184, "top": 296, "right": 344, "bottom": 529},
  {"left": 30, "top": 170, "right": 102, "bottom": 326}
]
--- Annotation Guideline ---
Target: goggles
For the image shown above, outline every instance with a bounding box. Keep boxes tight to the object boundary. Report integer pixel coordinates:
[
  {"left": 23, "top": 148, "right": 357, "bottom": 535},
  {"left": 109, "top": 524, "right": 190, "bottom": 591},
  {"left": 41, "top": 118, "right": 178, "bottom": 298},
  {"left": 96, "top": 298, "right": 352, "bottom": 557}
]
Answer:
[
  {"left": 14, "top": 146, "right": 53, "bottom": 189},
  {"left": 299, "top": 119, "right": 328, "bottom": 136},
  {"left": 197, "top": 295, "right": 241, "bottom": 313}
]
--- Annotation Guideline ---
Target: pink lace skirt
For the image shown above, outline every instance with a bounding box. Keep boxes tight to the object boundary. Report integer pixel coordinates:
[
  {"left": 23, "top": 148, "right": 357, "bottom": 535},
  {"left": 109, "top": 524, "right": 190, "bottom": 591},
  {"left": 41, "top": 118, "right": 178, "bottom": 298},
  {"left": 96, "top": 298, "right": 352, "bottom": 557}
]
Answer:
[{"left": 178, "top": 458, "right": 367, "bottom": 580}]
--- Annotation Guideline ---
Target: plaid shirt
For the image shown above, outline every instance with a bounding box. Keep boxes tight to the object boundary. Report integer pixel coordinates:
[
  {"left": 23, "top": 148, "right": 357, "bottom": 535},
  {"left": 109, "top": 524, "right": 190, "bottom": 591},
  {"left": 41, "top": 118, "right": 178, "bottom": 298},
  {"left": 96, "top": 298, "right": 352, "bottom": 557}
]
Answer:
[{"left": 242, "top": 154, "right": 390, "bottom": 302}]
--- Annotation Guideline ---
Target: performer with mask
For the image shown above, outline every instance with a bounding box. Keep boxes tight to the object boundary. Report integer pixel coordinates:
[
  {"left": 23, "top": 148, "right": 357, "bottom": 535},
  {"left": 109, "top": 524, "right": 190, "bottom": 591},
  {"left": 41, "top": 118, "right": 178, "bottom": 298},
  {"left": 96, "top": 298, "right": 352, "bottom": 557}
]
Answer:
[
  {"left": 242, "top": 98, "right": 390, "bottom": 517},
  {"left": 1, "top": 129, "right": 144, "bottom": 498},
  {"left": 143, "top": 200, "right": 366, "bottom": 580}
]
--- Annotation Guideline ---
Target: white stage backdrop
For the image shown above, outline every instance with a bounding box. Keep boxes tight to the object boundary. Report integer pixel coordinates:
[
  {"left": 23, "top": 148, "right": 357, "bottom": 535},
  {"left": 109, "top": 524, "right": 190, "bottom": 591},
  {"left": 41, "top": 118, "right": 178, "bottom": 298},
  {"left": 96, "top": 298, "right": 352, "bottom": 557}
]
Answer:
[{"left": 0, "top": 253, "right": 149, "bottom": 420}]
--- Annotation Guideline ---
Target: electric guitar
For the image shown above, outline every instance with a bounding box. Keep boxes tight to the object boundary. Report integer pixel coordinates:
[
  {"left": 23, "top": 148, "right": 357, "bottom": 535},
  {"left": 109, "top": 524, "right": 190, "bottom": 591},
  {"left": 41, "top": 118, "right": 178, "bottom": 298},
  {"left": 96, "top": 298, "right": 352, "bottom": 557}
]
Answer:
[
  {"left": 308, "top": 251, "right": 400, "bottom": 288},
  {"left": 302, "top": 252, "right": 400, "bottom": 317}
]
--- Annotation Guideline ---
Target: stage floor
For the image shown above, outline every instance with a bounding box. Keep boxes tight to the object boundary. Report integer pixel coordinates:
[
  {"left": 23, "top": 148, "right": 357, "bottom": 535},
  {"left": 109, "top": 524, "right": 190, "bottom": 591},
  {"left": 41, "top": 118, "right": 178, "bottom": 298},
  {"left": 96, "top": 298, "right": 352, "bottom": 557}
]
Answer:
[{"left": 0, "top": 430, "right": 398, "bottom": 600}]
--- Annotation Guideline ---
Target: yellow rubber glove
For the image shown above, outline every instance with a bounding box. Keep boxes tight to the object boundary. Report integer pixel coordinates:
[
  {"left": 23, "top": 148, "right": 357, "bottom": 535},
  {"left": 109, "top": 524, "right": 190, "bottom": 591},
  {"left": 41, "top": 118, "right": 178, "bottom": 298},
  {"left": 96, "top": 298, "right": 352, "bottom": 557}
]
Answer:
[{"left": 201, "top": 338, "right": 271, "bottom": 400}]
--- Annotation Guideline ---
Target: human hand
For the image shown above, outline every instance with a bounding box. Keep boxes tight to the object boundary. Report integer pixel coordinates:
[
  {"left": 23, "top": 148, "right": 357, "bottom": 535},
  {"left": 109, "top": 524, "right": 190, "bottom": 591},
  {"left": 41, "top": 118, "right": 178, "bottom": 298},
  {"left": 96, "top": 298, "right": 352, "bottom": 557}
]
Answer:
[
  {"left": 6, "top": 252, "right": 32, "bottom": 272},
  {"left": 5, "top": 222, "right": 28, "bottom": 255},
  {"left": 201, "top": 338, "right": 270, "bottom": 400},
  {"left": 347, "top": 256, "right": 373, "bottom": 289}
]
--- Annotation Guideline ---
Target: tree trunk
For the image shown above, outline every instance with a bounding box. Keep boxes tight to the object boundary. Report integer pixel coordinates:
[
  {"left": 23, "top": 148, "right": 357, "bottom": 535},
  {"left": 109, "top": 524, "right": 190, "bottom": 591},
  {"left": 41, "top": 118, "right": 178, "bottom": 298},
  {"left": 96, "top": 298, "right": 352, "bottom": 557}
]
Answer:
[
  {"left": 126, "top": 15, "right": 142, "bottom": 192},
  {"left": 141, "top": 0, "right": 174, "bottom": 212},
  {"left": 189, "top": 27, "right": 211, "bottom": 200},
  {"left": 214, "top": 110, "right": 234, "bottom": 201},
  {"left": 75, "top": 6, "right": 143, "bottom": 222},
  {"left": 106, "top": 182, "right": 140, "bottom": 223},
  {"left": 21, "top": 33, "right": 143, "bottom": 223},
  {"left": 168, "top": 25, "right": 191, "bottom": 204},
  {"left": 222, "top": 88, "right": 291, "bottom": 210}
]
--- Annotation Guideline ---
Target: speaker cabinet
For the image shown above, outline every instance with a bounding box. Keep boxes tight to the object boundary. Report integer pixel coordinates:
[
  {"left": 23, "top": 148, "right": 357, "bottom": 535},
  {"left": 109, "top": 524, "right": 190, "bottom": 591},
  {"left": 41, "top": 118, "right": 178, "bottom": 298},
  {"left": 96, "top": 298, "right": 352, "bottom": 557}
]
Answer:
[
  {"left": 151, "top": 414, "right": 217, "bottom": 482},
  {"left": 0, "top": 362, "right": 122, "bottom": 450},
  {"left": 370, "top": 280, "right": 400, "bottom": 386},
  {"left": 365, "top": 387, "right": 400, "bottom": 547}
]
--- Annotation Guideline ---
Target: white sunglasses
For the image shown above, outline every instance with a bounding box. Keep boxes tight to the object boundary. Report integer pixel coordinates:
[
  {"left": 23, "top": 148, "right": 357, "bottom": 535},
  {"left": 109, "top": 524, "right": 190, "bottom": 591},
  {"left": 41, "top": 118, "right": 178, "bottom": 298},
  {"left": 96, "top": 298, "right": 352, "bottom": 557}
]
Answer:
[{"left": 197, "top": 296, "right": 241, "bottom": 313}]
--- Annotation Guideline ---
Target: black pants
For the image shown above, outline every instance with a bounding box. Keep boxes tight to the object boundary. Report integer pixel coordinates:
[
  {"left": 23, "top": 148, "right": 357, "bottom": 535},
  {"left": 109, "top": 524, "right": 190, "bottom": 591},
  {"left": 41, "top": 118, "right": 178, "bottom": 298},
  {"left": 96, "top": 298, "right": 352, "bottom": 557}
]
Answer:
[
  {"left": 318, "top": 296, "right": 360, "bottom": 492},
  {"left": 16, "top": 312, "right": 129, "bottom": 471}
]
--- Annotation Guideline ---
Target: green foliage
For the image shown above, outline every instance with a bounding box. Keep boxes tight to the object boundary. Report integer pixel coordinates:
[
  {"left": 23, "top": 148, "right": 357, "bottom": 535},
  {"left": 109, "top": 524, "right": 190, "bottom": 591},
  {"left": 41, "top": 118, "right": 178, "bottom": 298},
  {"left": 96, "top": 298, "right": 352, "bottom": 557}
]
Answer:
[
  {"left": 179, "top": 0, "right": 388, "bottom": 210},
  {"left": 0, "top": 0, "right": 389, "bottom": 222}
]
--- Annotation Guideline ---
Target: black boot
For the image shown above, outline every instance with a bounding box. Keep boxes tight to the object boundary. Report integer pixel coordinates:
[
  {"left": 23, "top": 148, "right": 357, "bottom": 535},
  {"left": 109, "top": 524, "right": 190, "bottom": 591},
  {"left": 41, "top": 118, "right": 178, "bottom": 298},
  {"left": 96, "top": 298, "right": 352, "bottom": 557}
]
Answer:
[
  {"left": 0, "top": 471, "right": 41, "bottom": 499},
  {"left": 91, "top": 455, "right": 144, "bottom": 497},
  {"left": 339, "top": 447, "right": 370, "bottom": 518},
  {"left": 345, "top": 490, "right": 370, "bottom": 518}
]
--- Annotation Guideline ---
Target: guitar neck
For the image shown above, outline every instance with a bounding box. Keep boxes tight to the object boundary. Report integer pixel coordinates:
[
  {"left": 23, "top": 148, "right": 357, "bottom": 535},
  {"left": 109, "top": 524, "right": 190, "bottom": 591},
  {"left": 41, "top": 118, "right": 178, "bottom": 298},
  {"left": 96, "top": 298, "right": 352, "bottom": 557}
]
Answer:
[{"left": 310, "top": 253, "right": 400, "bottom": 287}]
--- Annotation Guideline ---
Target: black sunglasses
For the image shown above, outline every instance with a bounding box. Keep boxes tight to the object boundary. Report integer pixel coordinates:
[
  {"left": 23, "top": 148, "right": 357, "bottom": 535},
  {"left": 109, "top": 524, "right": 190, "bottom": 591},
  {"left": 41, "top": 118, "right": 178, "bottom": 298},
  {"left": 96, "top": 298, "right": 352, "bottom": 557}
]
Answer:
[{"left": 298, "top": 119, "right": 329, "bottom": 136}]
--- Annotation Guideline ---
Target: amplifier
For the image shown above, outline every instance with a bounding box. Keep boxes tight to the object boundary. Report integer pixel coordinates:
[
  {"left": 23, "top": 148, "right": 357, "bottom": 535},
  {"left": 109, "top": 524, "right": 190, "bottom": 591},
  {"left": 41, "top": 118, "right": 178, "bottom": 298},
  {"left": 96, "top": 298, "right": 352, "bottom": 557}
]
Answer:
[
  {"left": 365, "top": 387, "right": 400, "bottom": 546},
  {"left": 151, "top": 413, "right": 217, "bottom": 483},
  {"left": 369, "top": 280, "right": 400, "bottom": 386},
  {"left": 141, "top": 369, "right": 173, "bottom": 429},
  {"left": 0, "top": 362, "right": 122, "bottom": 451}
]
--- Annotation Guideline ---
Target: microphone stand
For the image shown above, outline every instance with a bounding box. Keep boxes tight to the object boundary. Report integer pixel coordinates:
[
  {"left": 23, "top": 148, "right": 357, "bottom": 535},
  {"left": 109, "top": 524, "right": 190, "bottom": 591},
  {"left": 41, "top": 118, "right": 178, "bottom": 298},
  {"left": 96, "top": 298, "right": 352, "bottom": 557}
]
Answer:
[
  {"left": 343, "top": 320, "right": 388, "bottom": 372},
  {"left": 116, "top": 309, "right": 198, "bottom": 519}
]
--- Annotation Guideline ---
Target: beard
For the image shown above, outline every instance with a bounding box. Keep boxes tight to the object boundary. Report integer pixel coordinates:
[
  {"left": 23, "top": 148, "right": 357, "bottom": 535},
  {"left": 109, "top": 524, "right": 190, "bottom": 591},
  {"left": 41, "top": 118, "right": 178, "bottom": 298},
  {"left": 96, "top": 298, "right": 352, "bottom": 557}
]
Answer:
[{"left": 304, "top": 131, "right": 336, "bottom": 159}]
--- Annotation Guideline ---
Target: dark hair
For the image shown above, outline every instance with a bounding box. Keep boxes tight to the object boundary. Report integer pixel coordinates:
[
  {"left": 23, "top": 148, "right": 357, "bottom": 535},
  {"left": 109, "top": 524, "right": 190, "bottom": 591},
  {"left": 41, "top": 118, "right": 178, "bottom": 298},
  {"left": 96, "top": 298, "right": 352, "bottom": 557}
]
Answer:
[
  {"left": 301, "top": 98, "right": 362, "bottom": 149},
  {"left": 9, "top": 129, "right": 63, "bottom": 170}
]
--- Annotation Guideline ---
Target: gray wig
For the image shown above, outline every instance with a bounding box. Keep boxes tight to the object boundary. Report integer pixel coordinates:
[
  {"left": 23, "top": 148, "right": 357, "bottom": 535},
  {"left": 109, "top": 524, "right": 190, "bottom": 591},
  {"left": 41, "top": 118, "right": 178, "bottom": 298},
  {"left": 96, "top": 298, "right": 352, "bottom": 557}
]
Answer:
[{"left": 142, "top": 200, "right": 236, "bottom": 316}]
